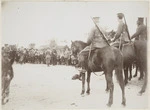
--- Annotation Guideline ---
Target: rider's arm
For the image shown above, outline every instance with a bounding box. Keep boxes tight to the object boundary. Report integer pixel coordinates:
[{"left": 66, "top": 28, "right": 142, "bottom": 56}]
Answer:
[
  {"left": 131, "top": 25, "right": 142, "bottom": 39},
  {"left": 113, "top": 23, "right": 123, "bottom": 42}
]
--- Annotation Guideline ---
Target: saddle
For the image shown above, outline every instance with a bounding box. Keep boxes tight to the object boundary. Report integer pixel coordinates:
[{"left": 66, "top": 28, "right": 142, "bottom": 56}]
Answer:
[{"left": 78, "top": 47, "right": 103, "bottom": 72}]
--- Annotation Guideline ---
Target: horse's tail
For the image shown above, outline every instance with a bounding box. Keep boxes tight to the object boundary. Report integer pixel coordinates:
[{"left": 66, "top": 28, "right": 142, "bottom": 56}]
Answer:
[{"left": 114, "top": 48, "right": 124, "bottom": 86}]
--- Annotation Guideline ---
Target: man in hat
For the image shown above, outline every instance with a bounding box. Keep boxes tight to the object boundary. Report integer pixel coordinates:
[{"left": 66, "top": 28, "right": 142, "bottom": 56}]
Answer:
[
  {"left": 131, "top": 17, "right": 147, "bottom": 40},
  {"left": 72, "top": 17, "right": 108, "bottom": 80},
  {"left": 83, "top": 17, "right": 108, "bottom": 51},
  {"left": 111, "top": 13, "right": 129, "bottom": 48}
]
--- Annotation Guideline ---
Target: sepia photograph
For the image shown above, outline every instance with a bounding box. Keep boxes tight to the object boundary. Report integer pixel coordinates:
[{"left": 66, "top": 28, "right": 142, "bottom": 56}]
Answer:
[{"left": 1, "top": 1, "right": 149, "bottom": 109}]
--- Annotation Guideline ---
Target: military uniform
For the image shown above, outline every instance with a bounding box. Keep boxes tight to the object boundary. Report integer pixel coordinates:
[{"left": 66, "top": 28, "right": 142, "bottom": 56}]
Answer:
[
  {"left": 77, "top": 17, "right": 108, "bottom": 74},
  {"left": 79, "top": 17, "right": 108, "bottom": 54},
  {"left": 131, "top": 18, "right": 147, "bottom": 40},
  {"left": 111, "top": 13, "right": 129, "bottom": 48}
]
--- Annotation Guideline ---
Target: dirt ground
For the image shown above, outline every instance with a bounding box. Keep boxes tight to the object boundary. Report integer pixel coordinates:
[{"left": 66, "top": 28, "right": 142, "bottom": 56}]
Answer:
[{"left": 2, "top": 64, "right": 148, "bottom": 110}]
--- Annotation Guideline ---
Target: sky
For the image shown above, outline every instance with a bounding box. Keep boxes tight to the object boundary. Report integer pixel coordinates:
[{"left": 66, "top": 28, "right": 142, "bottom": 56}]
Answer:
[{"left": 2, "top": 2, "right": 149, "bottom": 48}]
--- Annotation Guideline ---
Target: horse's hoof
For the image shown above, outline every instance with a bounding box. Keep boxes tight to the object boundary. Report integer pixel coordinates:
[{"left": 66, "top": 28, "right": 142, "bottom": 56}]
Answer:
[
  {"left": 133, "top": 75, "right": 137, "bottom": 77},
  {"left": 124, "top": 80, "right": 128, "bottom": 85},
  {"left": 121, "top": 102, "right": 126, "bottom": 106},
  {"left": 86, "top": 91, "right": 90, "bottom": 95},
  {"left": 86, "top": 93, "right": 90, "bottom": 95},
  {"left": 137, "top": 92, "right": 142, "bottom": 96},
  {"left": 105, "top": 88, "right": 109, "bottom": 93},
  {"left": 137, "top": 91, "right": 144, "bottom": 96},
  {"left": 2, "top": 98, "right": 9, "bottom": 105},
  {"left": 6, "top": 99, "right": 9, "bottom": 103},
  {"left": 81, "top": 94, "right": 85, "bottom": 97},
  {"left": 106, "top": 103, "right": 112, "bottom": 107},
  {"left": 129, "top": 77, "right": 132, "bottom": 81},
  {"left": 81, "top": 91, "right": 85, "bottom": 95}
]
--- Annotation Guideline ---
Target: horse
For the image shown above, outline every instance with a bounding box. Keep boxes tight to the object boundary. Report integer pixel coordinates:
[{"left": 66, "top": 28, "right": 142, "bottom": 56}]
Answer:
[
  {"left": 71, "top": 40, "right": 126, "bottom": 107},
  {"left": 121, "top": 42, "right": 137, "bottom": 84},
  {"left": 108, "top": 31, "right": 144, "bottom": 84},
  {"left": 2, "top": 46, "right": 16, "bottom": 105},
  {"left": 108, "top": 31, "right": 147, "bottom": 94}
]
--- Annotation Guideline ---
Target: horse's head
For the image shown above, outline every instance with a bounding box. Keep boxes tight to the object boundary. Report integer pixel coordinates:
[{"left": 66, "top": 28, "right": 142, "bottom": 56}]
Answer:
[{"left": 71, "top": 40, "right": 87, "bottom": 56}]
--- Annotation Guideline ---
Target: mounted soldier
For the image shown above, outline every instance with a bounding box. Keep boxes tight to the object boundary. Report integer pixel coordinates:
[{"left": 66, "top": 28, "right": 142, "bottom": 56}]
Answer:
[
  {"left": 71, "top": 17, "right": 126, "bottom": 106},
  {"left": 81, "top": 17, "right": 108, "bottom": 52},
  {"left": 73, "top": 17, "right": 108, "bottom": 79},
  {"left": 111, "top": 13, "right": 129, "bottom": 49},
  {"left": 131, "top": 17, "right": 147, "bottom": 41}
]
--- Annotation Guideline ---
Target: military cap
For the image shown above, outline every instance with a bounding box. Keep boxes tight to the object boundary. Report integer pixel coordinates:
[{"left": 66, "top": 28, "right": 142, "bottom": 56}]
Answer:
[
  {"left": 138, "top": 17, "right": 144, "bottom": 22},
  {"left": 93, "top": 17, "right": 100, "bottom": 20},
  {"left": 117, "top": 13, "right": 124, "bottom": 19}
]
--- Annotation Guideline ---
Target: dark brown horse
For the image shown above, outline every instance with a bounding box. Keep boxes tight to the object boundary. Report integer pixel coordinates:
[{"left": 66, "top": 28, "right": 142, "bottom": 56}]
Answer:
[
  {"left": 108, "top": 31, "right": 144, "bottom": 84},
  {"left": 133, "top": 40, "right": 147, "bottom": 95},
  {"left": 71, "top": 41, "right": 126, "bottom": 107},
  {"left": 108, "top": 31, "right": 147, "bottom": 94},
  {"left": 121, "top": 42, "right": 137, "bottom": 84}
]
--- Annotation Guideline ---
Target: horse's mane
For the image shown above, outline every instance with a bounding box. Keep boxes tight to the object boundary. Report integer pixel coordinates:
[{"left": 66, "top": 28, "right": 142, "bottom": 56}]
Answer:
[{"left": 71, "top": 40, "right": 88, "bottom": 55}]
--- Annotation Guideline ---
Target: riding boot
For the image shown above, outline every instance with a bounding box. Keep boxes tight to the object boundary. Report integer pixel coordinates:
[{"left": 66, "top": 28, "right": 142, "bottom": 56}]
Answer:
[{"left": 72, "top": 68, "right": 86, "bottom": 81}]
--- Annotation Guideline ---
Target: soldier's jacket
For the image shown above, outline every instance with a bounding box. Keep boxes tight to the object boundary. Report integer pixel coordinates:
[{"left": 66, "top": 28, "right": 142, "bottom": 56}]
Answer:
[
  {"left": 132, "top": 24, "right": 147, "bottom": 40},
  {"left": 86, "top": 25, "right": 108, "bottom": 49},
  {"left": 79, "top": 25, "right": 108, "bottom": 54},
  {"left": 115, "top": 20, "right": 129, "bottom": 42},
  {"left": 110, "top": 20, "right": 129, "bottom": 47}
]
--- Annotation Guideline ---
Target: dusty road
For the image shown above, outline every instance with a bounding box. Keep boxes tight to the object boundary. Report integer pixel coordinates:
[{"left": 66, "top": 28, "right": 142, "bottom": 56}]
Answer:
[{"left": 2, "top": 64, "right": 148, "bottom": 110}]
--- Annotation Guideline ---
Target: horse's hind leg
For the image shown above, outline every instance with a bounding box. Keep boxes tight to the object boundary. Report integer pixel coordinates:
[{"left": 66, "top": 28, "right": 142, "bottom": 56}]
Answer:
[
  {"left": 81, "top": 72, "right": 85, "bottom": 95},
  {"left": 129, "top": 64, "right": 132, "bottom": 81},
  {"left": 115, "top": 68, "right": 126, "bottom": 106},
  {"left": 86, "top": 71, "right": 91, "bottom": 95},
  {"left": 105, "top": 80, "right": 109, "bottom": 92},
  {"left": 105, "top": 71, "right": 114, "bottom": 107},
  {"left": 124, "top": 66, "right": 128, "bottom": 85},
  {"left": 139, "top": 66, "right": 144, "bottom": 80},
  {"left": 133, "top": 64, "right": 138, "bottom": 77},
  {"left": 139, "top": 72, "right": 147, "bottom": 95}
]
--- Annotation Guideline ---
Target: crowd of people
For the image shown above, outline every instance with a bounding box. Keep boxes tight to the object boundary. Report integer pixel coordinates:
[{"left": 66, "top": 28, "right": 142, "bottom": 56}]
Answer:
[{"left": 1, "top": 44, "right": 78, "bottom": 66}]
